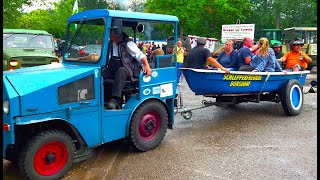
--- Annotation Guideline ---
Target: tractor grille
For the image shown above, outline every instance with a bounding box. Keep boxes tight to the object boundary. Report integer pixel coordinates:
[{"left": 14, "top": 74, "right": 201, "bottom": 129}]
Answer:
[
  {"left": 22, "top": 57, "right": 48, "bottom": 62},
  {"left": 21, "top": 63, "right": 47, "bottom": 67}
]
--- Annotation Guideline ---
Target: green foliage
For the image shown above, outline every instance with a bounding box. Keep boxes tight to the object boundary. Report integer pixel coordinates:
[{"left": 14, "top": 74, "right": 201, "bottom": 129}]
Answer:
[
  {"left": 145, "top": 0, "right": 206, "bottom": 36},
  {"left": 145, "top": 0, "right": 252, "bottom": 39},
  {"left": 4, "top": 0, "right": 317, "bottom": 42},
  {"left": 3, "top": 0, "right": 31, "bottom": 28},
  {"left": 247, "top": 0, "right": 317, "bottom": 40},
  {"left": 16, "top": 0, "right": 84, "bottom": 39}
]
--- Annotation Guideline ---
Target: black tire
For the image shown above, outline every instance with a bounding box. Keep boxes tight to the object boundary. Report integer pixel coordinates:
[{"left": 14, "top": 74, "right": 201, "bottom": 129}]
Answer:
[
  {"left": 19, "top": 130, "right": 75, "bottom": 180},
  {"left": 280, "top": 79, "right": 304, "bottom": 116},
  {"left": 129, "top": 100, "right": 168, "bottom": 151},
  {"left": 306, "top": 63, "right": 313, "bottom": 71}
]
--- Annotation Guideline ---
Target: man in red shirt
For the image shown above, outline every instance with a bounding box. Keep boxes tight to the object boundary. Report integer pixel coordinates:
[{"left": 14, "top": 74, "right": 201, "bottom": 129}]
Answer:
[{"left": 280, "top": 40, "right": 312, "bottom": 71}]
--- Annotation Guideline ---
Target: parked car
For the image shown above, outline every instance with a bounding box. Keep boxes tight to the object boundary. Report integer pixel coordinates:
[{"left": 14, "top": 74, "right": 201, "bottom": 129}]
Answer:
[
  {"left": 80, "top": 44, "right": 102, "bottom": 57},
  {"left": 3, "top": 29, "right": 59, "bottom": 71}
]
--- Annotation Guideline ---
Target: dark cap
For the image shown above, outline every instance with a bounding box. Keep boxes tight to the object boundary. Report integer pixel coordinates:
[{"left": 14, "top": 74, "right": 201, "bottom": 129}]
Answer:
[
  {"left": 196, "top": 37, "right": 206, "bottom": 45},
  {"left": 290, "top": 40, "right": 304, "bottom": 46},
  {"left": 271, "top": 43, "right": 282, "bottom": 48}
]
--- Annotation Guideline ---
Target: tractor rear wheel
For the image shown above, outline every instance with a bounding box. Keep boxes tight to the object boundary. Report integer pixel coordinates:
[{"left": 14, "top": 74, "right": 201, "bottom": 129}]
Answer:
[{"left": 129, "top": 100, "right": 168, "bottom": 151}]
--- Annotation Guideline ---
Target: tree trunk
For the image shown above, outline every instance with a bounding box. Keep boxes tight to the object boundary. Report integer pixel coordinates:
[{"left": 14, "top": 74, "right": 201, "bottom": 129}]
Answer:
[{"left": 276, "top": 14, "right": 280, "bottom": 29}]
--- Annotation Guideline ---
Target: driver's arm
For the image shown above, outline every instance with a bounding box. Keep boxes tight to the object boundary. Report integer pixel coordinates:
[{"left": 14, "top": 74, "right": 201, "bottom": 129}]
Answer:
[{"left": 126, "top": 41, "right": 152, "bottom": 76}]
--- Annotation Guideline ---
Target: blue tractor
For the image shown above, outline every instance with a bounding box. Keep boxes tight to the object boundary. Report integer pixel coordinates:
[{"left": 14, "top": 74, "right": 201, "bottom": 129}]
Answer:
[{"left": 3, "top": 9, "right": 179, "bottom": 179}]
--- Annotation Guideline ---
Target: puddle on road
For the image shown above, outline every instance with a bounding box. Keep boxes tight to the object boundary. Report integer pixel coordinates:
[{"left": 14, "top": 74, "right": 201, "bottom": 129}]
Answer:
[
  {"left": 3, "top": 140, "right": 131, "bottom": 180},
  {"left": 3, "top": 161, "right": 25, "bottom": 180},
  {"left": 63, "top": 140, "right": 130, "bottom": 180}
]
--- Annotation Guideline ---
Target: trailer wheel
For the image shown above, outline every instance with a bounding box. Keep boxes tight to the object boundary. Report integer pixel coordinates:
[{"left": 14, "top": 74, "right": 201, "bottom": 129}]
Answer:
[
  {"left": 19, "top": 130, "right": 75, "bottom": 180},
  {"left": 280, "top": 79, "right": 303, "bottom": 116},
  {"left": 181, "top": 111, "right": 192, "bottom": 120},
  {"left": 129, "top": 100, "right": 168, "bottom": 151}
]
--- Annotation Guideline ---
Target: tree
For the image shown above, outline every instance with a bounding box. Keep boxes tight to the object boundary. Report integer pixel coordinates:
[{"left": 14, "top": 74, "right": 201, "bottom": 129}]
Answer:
[
  {"left": 16, "top": 0, "right": 84, "bottom": 38},
  {"left": 145, "top": 0, "right": 252, "bottom": 39},
  {"left": 199, "top": 0, "right": 253, "bottom": 38},
  {"left": 247, "top": 0, "right": 317, "bottom": 39},
  {"left": 78, "top": 0, "right": 125, "bottom": 10},
  {"left": 3, "top": 0, "right": 31, "bottom": 28},
  {"left": 145, "top": 0, "right": 206, "bottom": 36}
]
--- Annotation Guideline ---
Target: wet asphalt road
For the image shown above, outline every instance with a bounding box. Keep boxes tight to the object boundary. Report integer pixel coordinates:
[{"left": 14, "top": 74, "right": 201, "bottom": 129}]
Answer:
[{"left": 3, "top": 70, "right": 317, "bottom": 180}]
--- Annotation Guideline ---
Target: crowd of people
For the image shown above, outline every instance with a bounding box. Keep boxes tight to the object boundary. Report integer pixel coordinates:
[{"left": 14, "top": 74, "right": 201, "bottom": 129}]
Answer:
[
  {"left": 133, "top": 35, "right": 312, "bottom": 88},
  {"left": 186, "top": 36, "right": 312, "bottom": 74},
  {"left": 103, "top": 24, "right": 312, "bottom": 110}
]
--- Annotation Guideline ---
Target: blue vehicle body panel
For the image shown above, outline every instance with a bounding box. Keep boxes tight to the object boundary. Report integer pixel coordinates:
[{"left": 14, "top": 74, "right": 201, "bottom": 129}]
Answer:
[
  {"left": 181, "top": 68, "right": 309, "bottom": 95},
  {"left": 3, "top": 77, "right": 20, "bottom": 157},
  {"left": 139, "top": 67, "right": 177, "bottom": 100},
  {"left": 101, "top": 67, "right": 178, "bottom": 143},
  {"left": 4, "top": 63, "right": 101, "bottom": 116},
  {"left": 15, "top": 105, "right": 102, "bottom": 147},
  {"left": 102, "top": 109, "right": 132, "bottom": 143}
]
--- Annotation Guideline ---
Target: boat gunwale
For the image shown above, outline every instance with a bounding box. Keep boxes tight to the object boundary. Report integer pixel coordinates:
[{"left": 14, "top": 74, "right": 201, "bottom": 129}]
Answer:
[{"left": 179, "top": 68, "right": 310, "bottom": 76}]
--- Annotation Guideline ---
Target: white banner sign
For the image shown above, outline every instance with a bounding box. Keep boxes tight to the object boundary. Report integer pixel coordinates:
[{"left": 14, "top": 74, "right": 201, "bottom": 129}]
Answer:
[{"left": 221, "top": 24, "right": 255, "bottom": 41}]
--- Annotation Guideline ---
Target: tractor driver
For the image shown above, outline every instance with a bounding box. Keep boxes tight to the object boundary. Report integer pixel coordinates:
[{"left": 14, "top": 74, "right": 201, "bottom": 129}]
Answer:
[{"left": 104, "top": 24, "right": 152, "bottom": 109}]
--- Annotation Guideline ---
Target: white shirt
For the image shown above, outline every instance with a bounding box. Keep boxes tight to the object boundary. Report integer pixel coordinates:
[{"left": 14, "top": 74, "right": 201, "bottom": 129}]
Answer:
[{"left": 111, "top": 41, "right": 145, "bottom": 62}]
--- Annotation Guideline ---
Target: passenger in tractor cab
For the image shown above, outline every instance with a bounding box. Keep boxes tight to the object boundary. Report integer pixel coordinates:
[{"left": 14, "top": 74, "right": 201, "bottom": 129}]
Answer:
[
  {"left": 104, "top": 27, "right": 152, "bottom": 109},
  {"left": 279, "top": 40, "right": 312, "bottom": 72}
]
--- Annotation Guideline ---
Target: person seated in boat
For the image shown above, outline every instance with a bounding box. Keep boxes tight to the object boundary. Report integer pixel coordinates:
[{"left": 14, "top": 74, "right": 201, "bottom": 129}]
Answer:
[
  {"left": 279, "top": 40, "right": 312, "bottom": 72},
  {"left": 250, "top": 37, "right": 283, "bottom": 72},
  {"left": 271, "top": 43, "right": 284, "bottom": 59},
  {"left": 237, "top": 37, "right": 255, "bottom": 71},
  {"left": 186, "top": 37, "right": 230, "bottom": 74},
  {"left": 216, "top": 39, "right": 238, "bottom": 71}
]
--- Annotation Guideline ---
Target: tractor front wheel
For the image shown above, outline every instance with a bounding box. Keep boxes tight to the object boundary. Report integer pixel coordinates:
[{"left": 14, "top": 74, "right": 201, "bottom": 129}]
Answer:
[{"left": 18, "top": 130, "right": 75, "bottom": 180}]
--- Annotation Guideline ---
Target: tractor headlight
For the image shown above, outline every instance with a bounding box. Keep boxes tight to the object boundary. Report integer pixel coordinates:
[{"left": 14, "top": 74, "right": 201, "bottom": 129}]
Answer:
[{"left": 3, "top": 100, "right": 9, "bottom": 114}]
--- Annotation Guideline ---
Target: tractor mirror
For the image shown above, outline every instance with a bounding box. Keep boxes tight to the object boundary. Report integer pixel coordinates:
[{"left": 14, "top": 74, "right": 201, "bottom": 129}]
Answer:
[{"left": 137, "top": 23, "right": 144, "bottom": 33}]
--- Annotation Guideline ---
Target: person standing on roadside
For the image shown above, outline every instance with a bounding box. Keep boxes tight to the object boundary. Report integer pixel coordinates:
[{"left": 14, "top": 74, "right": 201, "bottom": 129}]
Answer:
[
  {"left": 175, "top": 40, "right": 185, "bottom": 85},
  {"left": 180, "top": 34, "right": 191, "bottom": 67}
]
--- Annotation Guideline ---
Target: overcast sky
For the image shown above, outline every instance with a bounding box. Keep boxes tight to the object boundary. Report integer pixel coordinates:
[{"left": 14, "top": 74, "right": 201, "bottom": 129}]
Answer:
[{"left": 21, "top": 0, "right": 59, "bottom": 13}]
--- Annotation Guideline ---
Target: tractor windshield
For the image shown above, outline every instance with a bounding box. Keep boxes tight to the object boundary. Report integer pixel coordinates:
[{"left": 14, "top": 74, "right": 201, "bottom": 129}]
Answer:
[
  {"left": 284, "top": 29, "right": 317, "bottom": 44},
  {"left": 64, "top": 18, "right": 105, "bottom": 62},
  {"left": 3, "top": 33, "right": 53, "bottom": 49}
]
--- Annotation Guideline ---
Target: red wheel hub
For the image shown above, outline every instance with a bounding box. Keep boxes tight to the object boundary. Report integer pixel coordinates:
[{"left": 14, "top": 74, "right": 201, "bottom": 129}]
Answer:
[
  {"left": 34, "top": 141, "right": 68, "bottom": 176},
  {"left": 138, "top": 112, "right": 160, "bottom": 141}
]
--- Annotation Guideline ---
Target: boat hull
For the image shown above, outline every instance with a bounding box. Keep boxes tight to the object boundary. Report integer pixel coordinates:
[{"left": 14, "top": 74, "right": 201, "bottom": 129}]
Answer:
[{"left": 181, "top": 68, "right": 309, "bottom": 95}]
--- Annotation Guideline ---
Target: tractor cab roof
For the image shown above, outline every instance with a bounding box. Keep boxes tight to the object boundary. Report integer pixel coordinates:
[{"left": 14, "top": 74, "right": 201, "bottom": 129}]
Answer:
[{"left": 68, "top": 9, "right": 179, "bottom": 24}]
